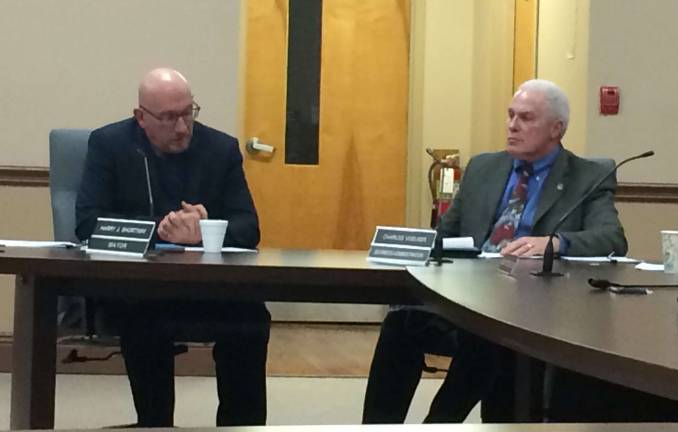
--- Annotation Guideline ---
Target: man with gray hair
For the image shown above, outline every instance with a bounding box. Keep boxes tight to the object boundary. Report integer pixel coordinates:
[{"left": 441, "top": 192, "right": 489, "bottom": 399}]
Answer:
[{"left": 363, "top": 79, "right": 627, "bottom": 423}]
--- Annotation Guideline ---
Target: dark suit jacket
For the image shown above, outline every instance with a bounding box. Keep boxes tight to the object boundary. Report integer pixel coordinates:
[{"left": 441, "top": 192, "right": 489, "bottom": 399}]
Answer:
[
  {"left": 438, "top": 148, "right": 627, "bottom": 256},
  {"left": 76, "top": 118, "right": 259, "bottom": 248}
]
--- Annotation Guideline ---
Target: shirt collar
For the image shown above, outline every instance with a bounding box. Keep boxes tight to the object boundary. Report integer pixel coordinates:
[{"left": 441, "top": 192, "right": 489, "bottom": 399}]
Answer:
[{"left": 512, "top": 144, "right": 561, "bottom": 174}]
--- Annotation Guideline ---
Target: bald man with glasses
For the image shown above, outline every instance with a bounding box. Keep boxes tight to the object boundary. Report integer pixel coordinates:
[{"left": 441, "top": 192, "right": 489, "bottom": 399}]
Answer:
[{"left": 76, "top": 68, "right": 269, "bottom": 427}]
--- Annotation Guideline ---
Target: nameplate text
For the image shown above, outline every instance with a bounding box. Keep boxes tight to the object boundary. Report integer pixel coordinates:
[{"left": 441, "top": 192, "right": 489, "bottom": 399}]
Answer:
[
  {"left": 368, "top": 226, "right": 436, "bottom": 266},
  {"left": 87, "top": 218, "right": 156, "bottom": 257}
]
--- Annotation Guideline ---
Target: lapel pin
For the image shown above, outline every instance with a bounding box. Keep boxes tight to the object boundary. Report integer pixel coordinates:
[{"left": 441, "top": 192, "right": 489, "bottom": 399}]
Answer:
[{"left": 556, "top": 183, "right": 564, "bottom": 191}]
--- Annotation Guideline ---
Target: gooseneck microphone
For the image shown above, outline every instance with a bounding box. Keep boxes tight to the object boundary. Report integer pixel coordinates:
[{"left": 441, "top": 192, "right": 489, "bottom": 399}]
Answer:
[
  {"left": 136, "top": 148, "right": 155, "bottom": 217},
  {"left": 532, "top": 150, "right": 655, "bottom": 277}
]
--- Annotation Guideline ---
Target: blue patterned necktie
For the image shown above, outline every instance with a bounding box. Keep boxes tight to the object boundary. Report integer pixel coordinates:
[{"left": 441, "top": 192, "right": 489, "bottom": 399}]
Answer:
[{"left": 482, "top": 163, "right": 533, "bottom": 252}]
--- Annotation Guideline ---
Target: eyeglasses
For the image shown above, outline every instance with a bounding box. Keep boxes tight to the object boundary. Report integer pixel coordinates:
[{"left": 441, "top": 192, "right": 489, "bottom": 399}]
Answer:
[{"left": 139, "top": 102, "right": 201, "bottom": 126}]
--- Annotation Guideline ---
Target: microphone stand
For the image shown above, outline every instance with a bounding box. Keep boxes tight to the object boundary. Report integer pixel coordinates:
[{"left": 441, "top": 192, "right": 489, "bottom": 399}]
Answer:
[
  {"left": 136, "top": 148, "right": 156, "bottom": 252},
  {"left": 426, "top": 232, "right": 455, "bottom": 266},
  {"left": 136, "top": 149, "right": 155, "bottom": 218},
  {"left": 532, "top": 150, "right": 655, "bottom": 277}
]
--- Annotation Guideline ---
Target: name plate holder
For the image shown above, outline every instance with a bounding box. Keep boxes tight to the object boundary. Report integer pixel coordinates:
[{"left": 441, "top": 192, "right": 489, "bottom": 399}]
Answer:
[
  {"left": 367, "top": 226, "right": 437, "bottom": 266},
  {"left": 498, "top": 255, "right": 545, "bottom": 278},
  {"left": 86, "top": 217, "right": 156, "bottom": 257},
  {"left": 499, "top": 254, "right": 520, "bottom": 276}
]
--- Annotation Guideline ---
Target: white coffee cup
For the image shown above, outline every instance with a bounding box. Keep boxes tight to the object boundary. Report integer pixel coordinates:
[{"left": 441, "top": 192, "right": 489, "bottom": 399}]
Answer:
[
  {"left": 661, "top": 230, "right": 678, "bottom": 273},
  {"left": 199, "top": 219, "right": 229, "bottom": 253}
]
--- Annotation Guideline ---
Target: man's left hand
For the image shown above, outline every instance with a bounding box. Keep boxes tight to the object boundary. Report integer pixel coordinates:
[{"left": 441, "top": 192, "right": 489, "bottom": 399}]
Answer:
[
  {"left": 501, "top": 236, "right": 560, "bottom": 257},
  {"left": 156, "top": 201, "right": 208, "bottom": 245}
]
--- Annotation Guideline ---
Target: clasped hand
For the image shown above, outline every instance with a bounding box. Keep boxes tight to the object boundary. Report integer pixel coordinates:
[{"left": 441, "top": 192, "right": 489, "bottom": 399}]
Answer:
[
  {"left": 500, "top": 236, "right": 560, "bottom": 257},
  {"left": 157, "top": 201, "right": 208, "bottom": 244}
]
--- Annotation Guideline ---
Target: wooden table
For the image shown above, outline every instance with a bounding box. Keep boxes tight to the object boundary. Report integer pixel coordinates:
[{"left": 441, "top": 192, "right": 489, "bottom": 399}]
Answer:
[
  {"left": 3, "top": 247, "right": 678, "bottom": 429},
  {"left": 0, "top": 247, "right": 423, "bottom": 430},
  {"left": 409, "top": 259, "right": 678, "bottom": 413}
]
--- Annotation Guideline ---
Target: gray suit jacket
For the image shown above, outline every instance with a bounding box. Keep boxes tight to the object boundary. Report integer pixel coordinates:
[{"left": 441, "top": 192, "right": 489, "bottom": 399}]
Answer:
[{"left": 438, "top": 148, "right": 628, "bottom": 256}]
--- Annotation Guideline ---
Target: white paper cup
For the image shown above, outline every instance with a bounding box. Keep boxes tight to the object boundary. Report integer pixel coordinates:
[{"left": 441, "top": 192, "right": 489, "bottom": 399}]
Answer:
[
  {"left": 661, "top": 230, "right": 678, "bottom": 273},
  {"left": 199, "top": 219, "right": 229, "bottom": 253}
]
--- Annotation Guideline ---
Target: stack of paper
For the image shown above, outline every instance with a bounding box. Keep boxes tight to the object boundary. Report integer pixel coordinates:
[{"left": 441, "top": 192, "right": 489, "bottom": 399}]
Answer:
[{"left": 0, "top": 240, "right": 78, "bottom": 248}]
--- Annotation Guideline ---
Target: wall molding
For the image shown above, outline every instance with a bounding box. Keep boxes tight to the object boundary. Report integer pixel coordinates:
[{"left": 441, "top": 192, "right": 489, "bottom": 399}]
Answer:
[
  {"left": 616, "top": 183, "right": 678, "bottom": 204},
  {"left": 2, "top": 166, "right": 678, "bottom": 204},
  {"left": 0, "top": 166, "right": 49, "bottom": 187}
]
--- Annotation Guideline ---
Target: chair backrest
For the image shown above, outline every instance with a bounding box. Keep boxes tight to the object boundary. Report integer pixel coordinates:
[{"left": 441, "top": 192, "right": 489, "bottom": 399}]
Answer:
[
  {"left": 50, "top": 129, "right": 93, "bottom": 335},
  {"left": 49, "top": 129, "right": 92, "bottom": 242}
]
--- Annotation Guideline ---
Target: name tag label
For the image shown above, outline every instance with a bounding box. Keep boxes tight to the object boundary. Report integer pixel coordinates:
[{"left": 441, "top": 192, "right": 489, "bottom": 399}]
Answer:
[
  {"left": 87, "top": 218, "right": 156, "bottom": 257},
  {"left": 368, "top": 226, "right": 436, "bottom": 266},
  {"left": 373, "top": 228, "right": 437, "bottom": 248},
  {"left": 369, "top": 246, "right": 431, "bottom": 261},
  {"left": 92, "top": 219, "right": 154, "bottom": 239}
]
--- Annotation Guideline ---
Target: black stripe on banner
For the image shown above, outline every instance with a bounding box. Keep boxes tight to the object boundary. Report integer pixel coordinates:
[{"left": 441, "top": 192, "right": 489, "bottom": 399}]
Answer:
[{"left": 285, "top": 0, "right": 322, "bottom": 165}]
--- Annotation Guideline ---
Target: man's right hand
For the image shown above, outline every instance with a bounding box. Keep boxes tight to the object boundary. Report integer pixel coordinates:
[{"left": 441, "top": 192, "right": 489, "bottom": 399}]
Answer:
[
  {"left": 179, "top": 201, "right": 208, "bottom": 219},
  {"left": 156, "top": 201, "right": 208, "bottom": 244}
]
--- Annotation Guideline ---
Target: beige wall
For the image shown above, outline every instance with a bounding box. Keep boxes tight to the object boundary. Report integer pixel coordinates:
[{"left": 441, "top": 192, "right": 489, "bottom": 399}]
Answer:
[
  {"left": 533, "top": 0, "right": 678, "bottom": 261},
  {"left": 619, "top": 202, "right": 678, "bottom": 262},
  {"left": 406, "top": 0, "right": 515, "bottom": 228},
  {"left": 536, "top": 0, "right": 590, "bottom": 156},
  {"left": 0, "top": 187, "right": 53, "bottom": 332},
  {"left": 407, "top": 0, "right": 474, "bottom": 228},
  {"left": 586, "top": 1, "right": 678, "bottom": 183},
  {"left": 537, "top": 0, "right": 678, "bottom": 183},
  {"left": 0, "top": 0, "right": 241, "bottom": 166}
]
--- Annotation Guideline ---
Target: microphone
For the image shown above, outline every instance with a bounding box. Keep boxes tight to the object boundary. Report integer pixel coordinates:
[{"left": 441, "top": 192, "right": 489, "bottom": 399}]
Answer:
[
  {"left": 136, "top": 149, "right": 155, "bottom": 217},
  {"left": 588, "top": 278, "right": 678, "bottom": 295},
  {"left": 588, "top": 278, "right": 678, "bottom": 289},
  {"left": 426, "top": 232, "right": 454, "bottom": 266},
  {"left": 532, "top": 150, "right": 655, "bottom": 277}
]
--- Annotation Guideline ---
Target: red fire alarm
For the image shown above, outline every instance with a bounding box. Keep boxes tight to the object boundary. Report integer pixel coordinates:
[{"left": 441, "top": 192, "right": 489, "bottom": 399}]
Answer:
[{"left": 600, "top": 86, "right": 620, "bottom": 115}]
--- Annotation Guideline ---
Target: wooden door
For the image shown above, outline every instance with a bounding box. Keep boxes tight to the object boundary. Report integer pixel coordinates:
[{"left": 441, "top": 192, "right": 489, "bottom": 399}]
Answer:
[{"left": 243, "top": 0, "right": 410, "bottom": 250}]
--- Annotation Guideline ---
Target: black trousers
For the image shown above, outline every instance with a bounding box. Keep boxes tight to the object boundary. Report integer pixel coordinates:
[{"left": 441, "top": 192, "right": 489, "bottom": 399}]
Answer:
[
  {"left": 362, "top": 310, "right": 503, "bottom": 423},
  {"left": 115, "top": 300, "right": 270, "bottom": 427},
  {"left": 364, "top": 311, "right": 678, "bottom": 424}
]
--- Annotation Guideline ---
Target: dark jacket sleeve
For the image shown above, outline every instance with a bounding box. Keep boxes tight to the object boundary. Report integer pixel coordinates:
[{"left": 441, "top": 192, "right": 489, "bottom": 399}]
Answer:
[
  {"left": 75, "top": 128, "right": 125, "bottom": 241},
  {"left": 216, "top": 138, "right": 260, "bottom": 249},
  {"left": 75, "top": 126, "right": 159, "bottom": 241},
  {"left": 559, "top": 171, "right": 628, "bottom": 256}
]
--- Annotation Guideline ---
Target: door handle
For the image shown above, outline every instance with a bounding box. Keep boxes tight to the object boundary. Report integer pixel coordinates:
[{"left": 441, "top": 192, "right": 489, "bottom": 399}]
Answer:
[{"left": 246, "top": 137, "right": 275, "bottom": 154}]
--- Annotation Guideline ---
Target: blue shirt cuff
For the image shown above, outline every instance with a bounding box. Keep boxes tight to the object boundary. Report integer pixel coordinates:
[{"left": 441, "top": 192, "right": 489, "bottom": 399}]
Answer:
[{"left": 557, "top": 233, "right": 570, "bottom": 255}]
